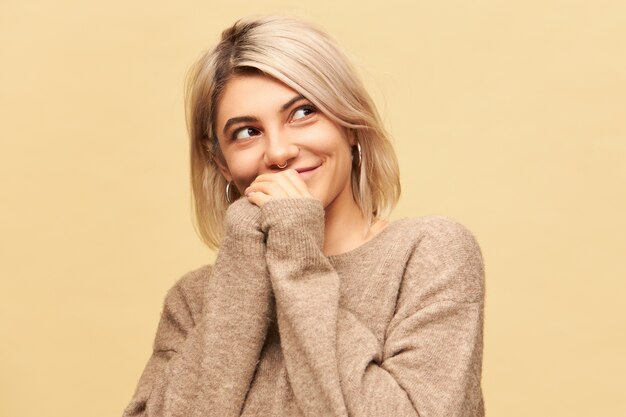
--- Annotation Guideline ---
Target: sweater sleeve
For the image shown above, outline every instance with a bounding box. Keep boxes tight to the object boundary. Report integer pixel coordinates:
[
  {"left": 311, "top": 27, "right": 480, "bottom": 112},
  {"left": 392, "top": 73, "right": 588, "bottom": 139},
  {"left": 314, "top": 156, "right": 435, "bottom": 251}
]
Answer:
[
  {"left": 122, "top": 198, "right": 273, "bottom": 417},
  {"left": 261, "top": 199, "right": 485, "bottom": 417}
]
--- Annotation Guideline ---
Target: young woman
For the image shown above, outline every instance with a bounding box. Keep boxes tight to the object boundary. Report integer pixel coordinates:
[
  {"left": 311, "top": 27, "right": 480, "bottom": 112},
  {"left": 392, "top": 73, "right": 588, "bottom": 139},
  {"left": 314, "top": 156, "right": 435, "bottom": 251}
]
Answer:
[{"left": 123, "top": 16, "right": 485, "bottom": 417}]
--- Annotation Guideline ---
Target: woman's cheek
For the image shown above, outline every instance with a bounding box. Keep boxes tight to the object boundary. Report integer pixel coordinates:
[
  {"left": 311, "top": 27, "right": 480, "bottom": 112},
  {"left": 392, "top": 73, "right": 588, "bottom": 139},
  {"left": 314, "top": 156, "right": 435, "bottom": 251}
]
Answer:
[
  {"left": 233, "top": 172, "right": 257, "bottom": 194},
  {"left": 225, "top": 151, "right": 261, "bottom": 192}
]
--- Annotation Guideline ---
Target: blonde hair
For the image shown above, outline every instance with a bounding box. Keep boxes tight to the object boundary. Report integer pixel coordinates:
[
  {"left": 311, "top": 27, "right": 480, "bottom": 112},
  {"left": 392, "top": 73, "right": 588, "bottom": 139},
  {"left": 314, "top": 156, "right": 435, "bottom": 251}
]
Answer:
[{"left": 186, "top": 16, "right": 401, "bottom": 249}]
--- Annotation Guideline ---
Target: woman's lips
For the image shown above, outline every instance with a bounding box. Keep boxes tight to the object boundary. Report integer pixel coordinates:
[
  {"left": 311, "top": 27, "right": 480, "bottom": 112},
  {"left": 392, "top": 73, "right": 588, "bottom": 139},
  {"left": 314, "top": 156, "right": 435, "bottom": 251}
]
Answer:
[{"left": 296, "top": 164, "right": 321, "bottom": 179}]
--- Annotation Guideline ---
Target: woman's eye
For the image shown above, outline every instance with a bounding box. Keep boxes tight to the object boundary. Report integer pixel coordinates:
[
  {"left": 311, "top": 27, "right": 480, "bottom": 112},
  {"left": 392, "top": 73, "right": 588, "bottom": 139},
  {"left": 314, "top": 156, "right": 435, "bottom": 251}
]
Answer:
[
  {"left": 233, "top": 127, "right": 259, "bottom": 140},
  {"left": 292, "top": 106, "right": 316, "bottom": 121}
]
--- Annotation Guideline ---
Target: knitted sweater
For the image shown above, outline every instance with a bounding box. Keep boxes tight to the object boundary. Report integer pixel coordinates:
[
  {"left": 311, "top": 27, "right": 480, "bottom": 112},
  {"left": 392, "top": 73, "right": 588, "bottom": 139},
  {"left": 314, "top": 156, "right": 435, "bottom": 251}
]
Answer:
[{"left": 123, "top": 198, "right": 485, "bottom": 417}]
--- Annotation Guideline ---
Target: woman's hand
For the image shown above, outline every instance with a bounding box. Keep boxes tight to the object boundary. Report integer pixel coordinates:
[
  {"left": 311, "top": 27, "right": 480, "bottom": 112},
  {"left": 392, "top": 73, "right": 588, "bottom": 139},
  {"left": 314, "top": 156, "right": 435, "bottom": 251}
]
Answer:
[{"left": 244, "top": 169, "right": 314, "bottom": 207}]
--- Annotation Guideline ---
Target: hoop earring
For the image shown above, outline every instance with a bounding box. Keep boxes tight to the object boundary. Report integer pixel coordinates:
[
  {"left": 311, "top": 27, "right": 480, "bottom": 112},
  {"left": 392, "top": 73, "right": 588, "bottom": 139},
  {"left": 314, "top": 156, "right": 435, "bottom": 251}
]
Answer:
[
  {"left": 225, "top": 181, "right": 234, "bottom": 204},
  {"left": 353, "top": 142, "right": 362, "bottom": 168}
]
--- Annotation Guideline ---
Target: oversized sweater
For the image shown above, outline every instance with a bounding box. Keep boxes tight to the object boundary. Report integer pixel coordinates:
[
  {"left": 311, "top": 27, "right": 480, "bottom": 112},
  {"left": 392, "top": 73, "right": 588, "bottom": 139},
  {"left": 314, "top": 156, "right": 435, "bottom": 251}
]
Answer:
[{"left": 123, "top": 198, "right": 486, "bottom": 417}]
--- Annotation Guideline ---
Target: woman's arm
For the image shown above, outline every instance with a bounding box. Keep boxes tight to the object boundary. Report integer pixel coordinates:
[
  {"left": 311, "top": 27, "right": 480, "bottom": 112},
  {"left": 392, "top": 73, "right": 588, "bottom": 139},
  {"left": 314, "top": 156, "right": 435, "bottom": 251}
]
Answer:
[
  {"left": 123, "top": 198, "right": 273, "bottom": 417},
  {"left": 261, "top": 198, "right": 485, "bottom": 417}
]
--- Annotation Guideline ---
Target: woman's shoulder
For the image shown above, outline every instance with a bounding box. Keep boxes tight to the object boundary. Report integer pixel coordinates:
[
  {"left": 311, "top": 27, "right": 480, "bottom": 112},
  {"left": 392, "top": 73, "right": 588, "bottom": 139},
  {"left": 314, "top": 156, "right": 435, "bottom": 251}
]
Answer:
[
  {"left": 172, "top": 263, "right": 213, "bottom": 290},
  {"left": 386, "top": 214, "right": 481, "bottom": 251},
  {"left": 395, "top": 215, "right": 485, "bottom": 304},
  {"left": 332, "top": 215, "right": 482, "bottom": 266},
  {"left": 161, "top": 264, "right": 213, "bottom": 319}
]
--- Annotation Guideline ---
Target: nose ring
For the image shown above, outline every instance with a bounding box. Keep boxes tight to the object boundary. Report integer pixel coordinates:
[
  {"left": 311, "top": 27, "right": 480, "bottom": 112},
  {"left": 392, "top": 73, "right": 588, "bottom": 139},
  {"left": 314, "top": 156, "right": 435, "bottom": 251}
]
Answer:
[{"left": 276, "top": 161, "right": 288, "bottom": 169}]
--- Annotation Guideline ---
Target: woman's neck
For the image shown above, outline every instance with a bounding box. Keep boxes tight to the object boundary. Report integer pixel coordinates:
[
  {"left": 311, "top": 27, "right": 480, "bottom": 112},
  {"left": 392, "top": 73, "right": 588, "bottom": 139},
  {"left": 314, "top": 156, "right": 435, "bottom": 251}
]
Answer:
[{"left": 323, "top": 192, "right": 382, "bottom": 257}]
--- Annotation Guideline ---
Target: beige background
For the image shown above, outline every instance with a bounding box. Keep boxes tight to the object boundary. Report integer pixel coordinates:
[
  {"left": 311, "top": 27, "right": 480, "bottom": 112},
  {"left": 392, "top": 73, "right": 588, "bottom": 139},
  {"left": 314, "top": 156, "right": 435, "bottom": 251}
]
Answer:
[{"left": 1, "top": 0, "right": 625, "bottom": 416}]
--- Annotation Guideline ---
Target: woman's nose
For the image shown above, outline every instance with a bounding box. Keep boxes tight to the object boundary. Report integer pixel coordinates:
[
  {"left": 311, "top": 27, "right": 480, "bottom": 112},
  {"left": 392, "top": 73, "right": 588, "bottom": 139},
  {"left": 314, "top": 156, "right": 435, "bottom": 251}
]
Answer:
[{"left": 263, "top": 130, "right": 299, "bottom": 168}]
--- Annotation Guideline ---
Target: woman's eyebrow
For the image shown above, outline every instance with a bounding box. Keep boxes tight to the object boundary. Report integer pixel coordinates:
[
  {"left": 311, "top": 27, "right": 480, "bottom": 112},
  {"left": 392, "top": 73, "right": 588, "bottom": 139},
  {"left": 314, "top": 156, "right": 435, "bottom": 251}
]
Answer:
[
  {"left": 223, "top": 116, "right": 257, "bottom": 136},
  {"left": 222, "top": 95, "right": 306, "bottom": 136},
  {"left": 281, "top": 94, "right": 306, "bottom": 111}
]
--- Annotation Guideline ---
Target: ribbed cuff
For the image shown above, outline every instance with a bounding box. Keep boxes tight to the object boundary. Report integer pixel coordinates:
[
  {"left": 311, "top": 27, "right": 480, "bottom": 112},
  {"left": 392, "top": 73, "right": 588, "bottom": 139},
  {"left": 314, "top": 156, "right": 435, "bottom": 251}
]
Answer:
[
  {"left": 225, "top": 198, "right": 262, "bottom": 234},
  {"left": 261, "top": 198, "right": 325, "bottom": 259},
  {"left": 222, "top": 197, "right": 264, "bottom": 257}
]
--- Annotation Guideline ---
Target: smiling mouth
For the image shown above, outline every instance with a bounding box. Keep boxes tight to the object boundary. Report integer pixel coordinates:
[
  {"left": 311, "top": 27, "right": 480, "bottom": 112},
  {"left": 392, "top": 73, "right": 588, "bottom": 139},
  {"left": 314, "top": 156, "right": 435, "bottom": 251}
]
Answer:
[
  {"left": 295, "top": 164, "right": 321, "bottom": 179},
  {"left": 295, "top": 165, "right": 320, "bottom": 174}
]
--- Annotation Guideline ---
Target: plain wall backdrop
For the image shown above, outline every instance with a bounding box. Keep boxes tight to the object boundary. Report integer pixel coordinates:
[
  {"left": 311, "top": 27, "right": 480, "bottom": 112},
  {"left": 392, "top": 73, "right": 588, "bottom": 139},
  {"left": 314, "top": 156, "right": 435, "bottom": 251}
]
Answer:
[{"left": 1, "top": 1, "right": 625, "bottom": 416}]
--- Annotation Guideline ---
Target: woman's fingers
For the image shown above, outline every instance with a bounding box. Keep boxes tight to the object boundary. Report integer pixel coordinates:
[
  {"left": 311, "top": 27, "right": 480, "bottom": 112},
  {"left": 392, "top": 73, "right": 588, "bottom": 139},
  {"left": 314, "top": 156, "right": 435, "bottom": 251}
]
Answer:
[
  {"left": 246, "top": 180, "right": 288, "bottom": 199},
  {"left": 245, "top": 169, "right": 313, "bottom": 207},
  {"left": 246, "top": 191, "right": 272, "bottom": 207},
  {"left": 283, "top": 169, "right": 313, "bottom": 197},
  {"left": 245, "top": 170, "right": 310, "bottom": 199}
]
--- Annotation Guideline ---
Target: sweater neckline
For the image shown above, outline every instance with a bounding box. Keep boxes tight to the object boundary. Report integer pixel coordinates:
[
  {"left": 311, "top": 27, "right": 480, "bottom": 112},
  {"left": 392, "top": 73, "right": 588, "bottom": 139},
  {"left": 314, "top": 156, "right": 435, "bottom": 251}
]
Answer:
[{"left": 327, "top": 217, "right": 408, "bottom": 262}]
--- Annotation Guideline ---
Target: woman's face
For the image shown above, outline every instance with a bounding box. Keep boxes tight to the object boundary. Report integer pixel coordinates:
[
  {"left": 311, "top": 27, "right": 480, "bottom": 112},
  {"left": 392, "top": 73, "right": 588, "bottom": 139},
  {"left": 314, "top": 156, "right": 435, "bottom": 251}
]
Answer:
[{"left": 214, "top": 73, "right": 356, "bottom": 210}]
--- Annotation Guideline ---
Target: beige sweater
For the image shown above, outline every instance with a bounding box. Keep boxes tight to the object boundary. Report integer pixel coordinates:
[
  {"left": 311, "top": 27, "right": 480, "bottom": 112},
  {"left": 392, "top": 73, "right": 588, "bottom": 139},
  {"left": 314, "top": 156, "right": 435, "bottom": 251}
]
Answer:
[{"left": 123, "top": 198, "right": 485, "bottom": 417}]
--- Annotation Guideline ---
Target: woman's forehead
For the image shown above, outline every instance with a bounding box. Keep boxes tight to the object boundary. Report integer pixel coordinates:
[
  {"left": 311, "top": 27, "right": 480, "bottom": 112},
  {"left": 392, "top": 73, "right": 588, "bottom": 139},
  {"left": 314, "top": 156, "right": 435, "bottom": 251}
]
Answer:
[{"left": 216, "top": 74, "right": 301, "bottom": 121}]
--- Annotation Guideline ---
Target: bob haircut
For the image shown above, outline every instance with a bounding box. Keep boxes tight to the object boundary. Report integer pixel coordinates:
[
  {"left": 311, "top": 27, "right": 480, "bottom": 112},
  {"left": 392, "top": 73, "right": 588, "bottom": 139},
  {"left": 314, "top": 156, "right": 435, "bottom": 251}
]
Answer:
[{"left": 186, "top": 16, "right": 401, "bottom": 249}]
